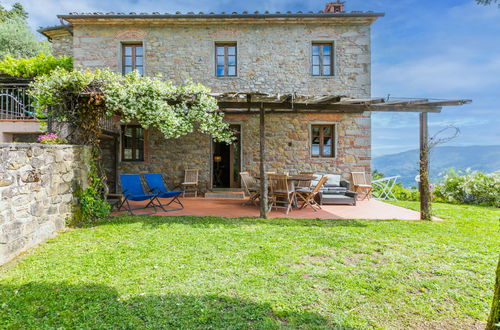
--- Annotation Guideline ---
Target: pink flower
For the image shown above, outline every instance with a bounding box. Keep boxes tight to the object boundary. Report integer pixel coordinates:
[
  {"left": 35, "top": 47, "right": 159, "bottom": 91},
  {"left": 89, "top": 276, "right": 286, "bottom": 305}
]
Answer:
[{"left": 429, "top": 184, "right": 434, "bottom": 189}]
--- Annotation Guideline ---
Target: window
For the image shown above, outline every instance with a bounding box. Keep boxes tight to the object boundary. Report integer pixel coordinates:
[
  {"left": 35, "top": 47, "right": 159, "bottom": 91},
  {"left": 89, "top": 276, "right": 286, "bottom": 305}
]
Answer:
[
  {"left": 311, "top": 125, "right": 335, "bottom": 157},
  {"left": 122, "top": 43, "right": 143, "bottom": 75},
  {"left": 121, "top": 125, "right": 145, "bottom": 161},
  {"left": 312, "top": 42, "right": 334, "bottom": 76},
  {"left": 215, "top": 43, "right": 237, "bottom": 77}
]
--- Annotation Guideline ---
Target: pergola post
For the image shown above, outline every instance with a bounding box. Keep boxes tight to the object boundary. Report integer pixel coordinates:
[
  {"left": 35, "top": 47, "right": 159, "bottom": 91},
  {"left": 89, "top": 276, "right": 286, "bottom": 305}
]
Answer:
[
  {"left": 259, "top": 103, "right": 268, "bottom": 218},
  {"left": 419, "top": 112, "right": 431, "bottom": 220}
]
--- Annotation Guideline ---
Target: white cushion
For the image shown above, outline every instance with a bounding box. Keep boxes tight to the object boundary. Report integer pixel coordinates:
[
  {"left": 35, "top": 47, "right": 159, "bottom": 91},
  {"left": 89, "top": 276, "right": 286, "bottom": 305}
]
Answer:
[{"left": 325, "top": 174, "right": 341, "bottom": 186}]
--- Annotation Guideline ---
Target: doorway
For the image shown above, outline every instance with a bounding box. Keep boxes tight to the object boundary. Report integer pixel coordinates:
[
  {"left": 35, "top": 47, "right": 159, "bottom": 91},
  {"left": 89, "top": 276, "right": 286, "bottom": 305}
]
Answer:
[{"left": 212, "top": 124, "right": 241, "bottom": 188}]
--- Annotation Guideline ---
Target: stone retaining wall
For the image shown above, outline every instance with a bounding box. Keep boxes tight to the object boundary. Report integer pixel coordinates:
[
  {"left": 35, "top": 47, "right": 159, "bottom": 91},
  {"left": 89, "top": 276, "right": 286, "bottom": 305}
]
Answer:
[{"left": 0, "top": 144, "right": 91, "bottom": 265}]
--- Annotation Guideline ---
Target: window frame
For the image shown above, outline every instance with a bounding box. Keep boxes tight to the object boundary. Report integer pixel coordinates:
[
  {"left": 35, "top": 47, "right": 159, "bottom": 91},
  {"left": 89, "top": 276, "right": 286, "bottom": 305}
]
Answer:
[
  {"left": 121, "top": 125, "right": 145, "bottom": 162},
  {"left": 311, "top": 42, "right": 334, "bottom": 77},
  {"left": 310, "top": 124, "right": 336, "bottom": 158},
  {"left": 122, "top": 43, "right": 144, "bottom": 76},
  {"left": 215, "top": 42, "right": 237, "bottom": 77}
]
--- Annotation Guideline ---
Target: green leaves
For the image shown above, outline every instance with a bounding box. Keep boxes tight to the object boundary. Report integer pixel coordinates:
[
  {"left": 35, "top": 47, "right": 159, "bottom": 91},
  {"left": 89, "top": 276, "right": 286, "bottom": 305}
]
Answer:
[
  {"left": 0, "top": 17, "right": 50, "bottom": 60},
  {"left": 30, "top": 68, "right": 234, "bottom": 143},
  {"left": 0, "top": 53, "right": 72, "bottom": 77}
]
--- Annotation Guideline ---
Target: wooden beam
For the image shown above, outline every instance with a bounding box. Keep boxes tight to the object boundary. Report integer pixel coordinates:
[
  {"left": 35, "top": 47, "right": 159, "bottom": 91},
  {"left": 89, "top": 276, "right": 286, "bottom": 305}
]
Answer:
[
  {"left": 259, "top": 103, "right": 268, "bottom": 219},
  {"left": 368, "top": 105, "right": 442, "bottom": 113},
  {"left": 420, "top": 100, "right": 472, "bottom": 106},
  {"left": 218, "top": 101, "right": 443, "bottom": 113},
  {"left": 419, "top": 112, "right": 431, "bottom": 220},
  {"left": 335, "top": 97, "right": 385, "bottom": 105},
  {"left": 381, "top": 99, "right": 429, "bottom": 106},
  {"left": 312, "top": 95, "right": 342, "bottom": 104},
  {"left": 218, "top": 102, "right": 368, "bottom": 111}
]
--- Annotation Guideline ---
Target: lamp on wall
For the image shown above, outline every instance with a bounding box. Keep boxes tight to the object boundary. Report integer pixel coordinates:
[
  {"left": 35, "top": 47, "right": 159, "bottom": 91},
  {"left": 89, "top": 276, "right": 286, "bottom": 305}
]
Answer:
[{"left": 214, "top": 155, "right": 223, "bottom": 187}]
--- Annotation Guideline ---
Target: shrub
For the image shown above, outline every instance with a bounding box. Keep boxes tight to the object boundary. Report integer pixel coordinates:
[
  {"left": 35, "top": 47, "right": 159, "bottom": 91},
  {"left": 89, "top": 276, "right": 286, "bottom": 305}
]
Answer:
[
  {"left": 37, "top": 132, "right": 66, "bottom": 144},
  {"left": 71, "top": 185, "right": 111, "bottom": 227},
  {"left": 433, "top": 169, "right": 499, "bottom": 207},
  {"left": 0, "top": 53, "right": 72, "bottom": 77}
]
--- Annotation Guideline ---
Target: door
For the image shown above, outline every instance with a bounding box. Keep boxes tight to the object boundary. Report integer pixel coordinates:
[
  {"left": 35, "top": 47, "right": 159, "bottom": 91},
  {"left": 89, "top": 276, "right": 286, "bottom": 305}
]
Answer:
[{"left": 212, "top": 124, "right": 241, "bottom": 188}]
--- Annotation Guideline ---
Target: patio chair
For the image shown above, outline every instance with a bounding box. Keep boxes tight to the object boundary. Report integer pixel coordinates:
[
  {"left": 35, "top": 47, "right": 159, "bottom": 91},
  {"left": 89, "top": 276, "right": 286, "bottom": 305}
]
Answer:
[
  {"left": 181, "top": 169, "right": 199, "bottom": 197},
  {"left": 295, "top": 171, "right": 314, "bottom": 189},
  {"left": 268, "top": 173, "right": 296, "bottom": 214},
  {"left": 351, "top": 171, "right": 373, "bottom": 201},
  {"left": 296, "top": 175, "right": 327, "bottom": 211},
  {"left": 144, "top": 173, "right": 184, "bottom": 211},
  {"left": 118, "top": 174, "right": 159, "bottom": 215},
  {"left": 240, "top": 172, "right": 260, "bottom": 206}
]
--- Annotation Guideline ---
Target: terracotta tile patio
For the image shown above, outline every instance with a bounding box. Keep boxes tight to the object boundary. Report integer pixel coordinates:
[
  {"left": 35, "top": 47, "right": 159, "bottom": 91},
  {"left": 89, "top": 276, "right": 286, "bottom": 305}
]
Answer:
[{"left": 113, "top": 197, "right": 426, "bottom": 220}]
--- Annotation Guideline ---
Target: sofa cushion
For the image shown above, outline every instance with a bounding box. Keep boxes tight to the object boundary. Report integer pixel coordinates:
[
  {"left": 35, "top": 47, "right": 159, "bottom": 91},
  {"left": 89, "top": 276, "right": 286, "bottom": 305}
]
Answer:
[
  {"left": 324, "top": 187, "right": 347, "bottom": 194},
  {"left": 325, "top": 174, "right": 341, "bottom": 187}
]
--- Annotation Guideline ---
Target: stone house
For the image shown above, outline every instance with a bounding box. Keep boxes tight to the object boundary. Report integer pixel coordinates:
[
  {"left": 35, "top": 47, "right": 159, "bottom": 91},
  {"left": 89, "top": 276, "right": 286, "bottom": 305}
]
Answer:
[{"left": 38, "top": 2, "right": 384, "bottom": 193}]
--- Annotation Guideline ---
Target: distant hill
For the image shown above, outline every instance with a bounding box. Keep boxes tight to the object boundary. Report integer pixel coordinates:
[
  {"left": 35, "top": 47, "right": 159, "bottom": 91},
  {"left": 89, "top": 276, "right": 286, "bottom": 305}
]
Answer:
[{"left": 373, "top": 145, "right": 500, "bottom": 187}]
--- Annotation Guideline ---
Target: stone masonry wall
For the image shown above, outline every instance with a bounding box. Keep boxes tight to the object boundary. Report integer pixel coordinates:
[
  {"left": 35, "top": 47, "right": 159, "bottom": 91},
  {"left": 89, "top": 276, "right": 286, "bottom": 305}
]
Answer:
[
  {"left": 0, "top": 144, "right": 90, "bottom": 265},
  {"left": 67, "top": 21, "right": 372, "bottom": 191},
  {"left": 51, "top": 34, "right": 73, "bottom": 57},
  {"left": 72, "top": 23, "right": 371, "bottom": 97},
  {"left": 119, "top": 129, "right": 212, "bottom": 193},
  {"left": 119, "top": 112, "right": 370, "bottom": 193},
  {"left": 226, "top": 112, "right": 371, "bottom": 183}
]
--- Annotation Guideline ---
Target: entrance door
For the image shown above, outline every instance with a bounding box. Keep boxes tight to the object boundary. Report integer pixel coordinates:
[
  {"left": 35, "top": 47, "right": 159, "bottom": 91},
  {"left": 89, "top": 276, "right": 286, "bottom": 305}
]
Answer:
[{"left": 212, "top": 125, "right": 241, "bottom": 188}]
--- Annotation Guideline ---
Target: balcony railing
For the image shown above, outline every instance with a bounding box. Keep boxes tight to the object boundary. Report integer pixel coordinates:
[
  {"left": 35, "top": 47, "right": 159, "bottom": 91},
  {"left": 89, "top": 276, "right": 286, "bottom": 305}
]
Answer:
[
  {"left": 1, "top": 84, "right": 120, "bottom": 134},
  {"left": 0, "top": 84, "right": 38, "bottom": 120}
]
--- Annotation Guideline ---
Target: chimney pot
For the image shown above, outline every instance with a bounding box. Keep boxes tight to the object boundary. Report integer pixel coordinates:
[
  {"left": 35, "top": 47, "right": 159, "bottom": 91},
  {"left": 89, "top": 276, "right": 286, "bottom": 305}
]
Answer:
[{"left": 324, "top": 1, "right": 345, "bottom": 13}]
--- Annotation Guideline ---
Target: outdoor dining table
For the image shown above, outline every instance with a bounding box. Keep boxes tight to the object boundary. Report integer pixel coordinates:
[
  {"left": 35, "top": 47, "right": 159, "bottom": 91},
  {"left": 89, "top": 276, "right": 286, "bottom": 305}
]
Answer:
[
  {"left": 253, "top": 174, "right": 316, "bottom": 209},
  {"left": 254, "top": 174, "right": 316, "bottom": 182}
]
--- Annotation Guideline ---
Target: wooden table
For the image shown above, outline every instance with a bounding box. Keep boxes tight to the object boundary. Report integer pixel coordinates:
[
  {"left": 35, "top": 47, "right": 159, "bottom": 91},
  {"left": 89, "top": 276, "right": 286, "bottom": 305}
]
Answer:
[
  {"left": 254, "top": 174, "right": 316, "bottom": 182},
  {"left": 254, "top": 175, "right": 316, "bottom": 209}
]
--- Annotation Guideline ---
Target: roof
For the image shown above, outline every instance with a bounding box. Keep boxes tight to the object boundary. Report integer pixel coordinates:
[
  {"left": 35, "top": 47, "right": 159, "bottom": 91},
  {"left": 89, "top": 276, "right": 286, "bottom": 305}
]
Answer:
[
  {"left": 38, "top": 24, "right": 72, "bottom": 39},
  {"left": 55, "top": 10, "right": 383, "bottom": 26},
  {"left": 58, "top": 10, "right": 384, "bottom": 19},
  {"left": 210, "top": 93, "right": 472, "bottom": 113}
]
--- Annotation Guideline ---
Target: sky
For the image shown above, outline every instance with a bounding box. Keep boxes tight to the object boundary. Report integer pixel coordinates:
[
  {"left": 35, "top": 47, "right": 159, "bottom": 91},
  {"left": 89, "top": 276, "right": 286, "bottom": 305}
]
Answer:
[{"left": 2, "top": 0, "right": 499, "bottom": 156}]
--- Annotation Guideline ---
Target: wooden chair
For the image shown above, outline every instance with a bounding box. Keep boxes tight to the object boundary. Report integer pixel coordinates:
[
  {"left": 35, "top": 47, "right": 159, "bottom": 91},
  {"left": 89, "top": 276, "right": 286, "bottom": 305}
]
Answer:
[
  {"left": 296, "top": 171, "right": 314, "bottom": 189},
  {"left": 181, "top": 169, "right": 199, "bottom": 197},
  {"left": 297, "top": 176, "right": 328, "bottom": 211},
  {"left": 240, "top": 172, "right": 260, "bottom": 205},
  {"left": 351, "top": 172, "right": 372, "bottom": 200},
  {"left": 268, "top": 174, "right": 296, "bottom": 214}
]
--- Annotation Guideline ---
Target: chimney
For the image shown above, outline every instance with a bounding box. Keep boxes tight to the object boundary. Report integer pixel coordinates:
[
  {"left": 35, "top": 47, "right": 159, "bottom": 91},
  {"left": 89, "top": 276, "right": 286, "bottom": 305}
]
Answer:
[{"left": 324, "top": 1, "right": 345, "bottom": 13}]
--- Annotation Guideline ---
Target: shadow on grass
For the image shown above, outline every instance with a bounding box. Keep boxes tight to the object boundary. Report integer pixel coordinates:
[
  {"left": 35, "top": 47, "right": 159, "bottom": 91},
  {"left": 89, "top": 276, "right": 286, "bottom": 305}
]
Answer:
[
  {"left": 0, "top": 282, "right": 349, "bottom": 328},
  {"left": 91, "top": 214, "right": 369, "bottom": 229}
]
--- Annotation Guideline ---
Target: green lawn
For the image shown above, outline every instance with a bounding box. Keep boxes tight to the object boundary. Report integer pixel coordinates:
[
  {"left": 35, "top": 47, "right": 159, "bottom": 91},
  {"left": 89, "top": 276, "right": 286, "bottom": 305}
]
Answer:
[{"left": 1, "top": 202, "right": 498, "bottom": 329}]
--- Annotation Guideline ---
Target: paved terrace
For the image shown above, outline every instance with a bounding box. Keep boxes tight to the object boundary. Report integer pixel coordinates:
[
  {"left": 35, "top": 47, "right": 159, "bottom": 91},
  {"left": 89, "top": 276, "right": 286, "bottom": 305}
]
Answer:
[{"left": 113, "top": 198, "right": 429, "bottom": 220}]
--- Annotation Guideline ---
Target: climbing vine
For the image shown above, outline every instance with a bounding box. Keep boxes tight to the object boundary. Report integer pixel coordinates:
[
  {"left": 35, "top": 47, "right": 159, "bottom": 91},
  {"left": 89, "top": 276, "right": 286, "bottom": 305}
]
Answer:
[{"left": 30, "top": 68, "right": 233, "bottom": 224}]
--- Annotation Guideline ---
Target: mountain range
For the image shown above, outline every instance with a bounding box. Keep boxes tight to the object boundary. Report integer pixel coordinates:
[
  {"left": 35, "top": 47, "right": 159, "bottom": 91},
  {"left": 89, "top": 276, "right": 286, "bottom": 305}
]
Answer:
[{"left": 372, "top": 145, "right": 500, "bottom": 187}]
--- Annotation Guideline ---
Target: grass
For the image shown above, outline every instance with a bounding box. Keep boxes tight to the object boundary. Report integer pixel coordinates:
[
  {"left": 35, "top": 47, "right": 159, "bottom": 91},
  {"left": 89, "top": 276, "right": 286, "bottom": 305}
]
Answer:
[{"left": 0, "top": 202, "right": 498, "bottom": 328}]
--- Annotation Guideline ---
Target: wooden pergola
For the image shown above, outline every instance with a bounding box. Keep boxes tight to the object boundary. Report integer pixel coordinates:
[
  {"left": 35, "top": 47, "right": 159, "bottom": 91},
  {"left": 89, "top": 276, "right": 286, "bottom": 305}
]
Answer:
[{"left": 211, "top": 92, "right": 472, "bottom": 220}]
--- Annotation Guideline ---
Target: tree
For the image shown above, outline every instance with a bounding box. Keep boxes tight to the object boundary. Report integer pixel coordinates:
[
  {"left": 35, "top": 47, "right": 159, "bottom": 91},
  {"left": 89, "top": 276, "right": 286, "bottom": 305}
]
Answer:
[
  {"left": 487, "top": 255, "right": 500, "bottom": 329},
  {"left": 0, "top": 2, "right": 27, "bottom": 21},
  {"left": 0, "top": 3, "right": 50, "bottom": 59},
  {"left": 476, "top": 0, "right": 500, "bottom": 5}
]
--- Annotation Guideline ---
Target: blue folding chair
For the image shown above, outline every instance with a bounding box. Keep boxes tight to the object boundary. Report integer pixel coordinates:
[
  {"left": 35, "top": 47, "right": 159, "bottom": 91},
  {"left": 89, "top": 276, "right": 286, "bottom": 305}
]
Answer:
[
  {"left": 144, "top": 173, "right": 184, "bottom": 211},
  {"left": 118, "top": 174, "right": 160, "bottom": 215}
]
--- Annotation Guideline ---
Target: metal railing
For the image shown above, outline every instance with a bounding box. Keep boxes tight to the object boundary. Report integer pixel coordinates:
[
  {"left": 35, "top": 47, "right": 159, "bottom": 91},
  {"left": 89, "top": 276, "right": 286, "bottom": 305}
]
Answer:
[{"left": 0, "top": 84, "right": 39, "bottom": 120}]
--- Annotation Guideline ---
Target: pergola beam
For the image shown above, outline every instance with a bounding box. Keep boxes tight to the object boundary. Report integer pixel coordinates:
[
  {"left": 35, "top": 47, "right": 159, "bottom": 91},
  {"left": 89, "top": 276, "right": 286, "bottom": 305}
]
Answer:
[{"left": 217, "top": 102, "right": 442, "bottom": 113}]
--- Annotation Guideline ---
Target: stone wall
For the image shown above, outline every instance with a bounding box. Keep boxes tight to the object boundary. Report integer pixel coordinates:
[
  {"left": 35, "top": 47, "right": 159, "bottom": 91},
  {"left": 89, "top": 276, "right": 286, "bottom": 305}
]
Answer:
[
  {"left": 72, "top": 22, "right": 371, "bottom": 97},
  {"left": 50, "top": 34, "right": 73, "bottom": 57},
  {"left": 119, "top": 129, "right": 212, "bottom": 192},
  {"left": 0, "top": 144, "right": 90, "bottom": 265},
  {"left": 119, "top": 112, "right": 370, "bottom": 193}
]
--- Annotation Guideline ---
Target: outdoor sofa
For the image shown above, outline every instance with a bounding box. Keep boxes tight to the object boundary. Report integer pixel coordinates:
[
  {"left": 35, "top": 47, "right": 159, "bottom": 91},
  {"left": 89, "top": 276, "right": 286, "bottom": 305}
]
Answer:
[{"left": 311, "top": 174, "right": 357, "bottom": 206}]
